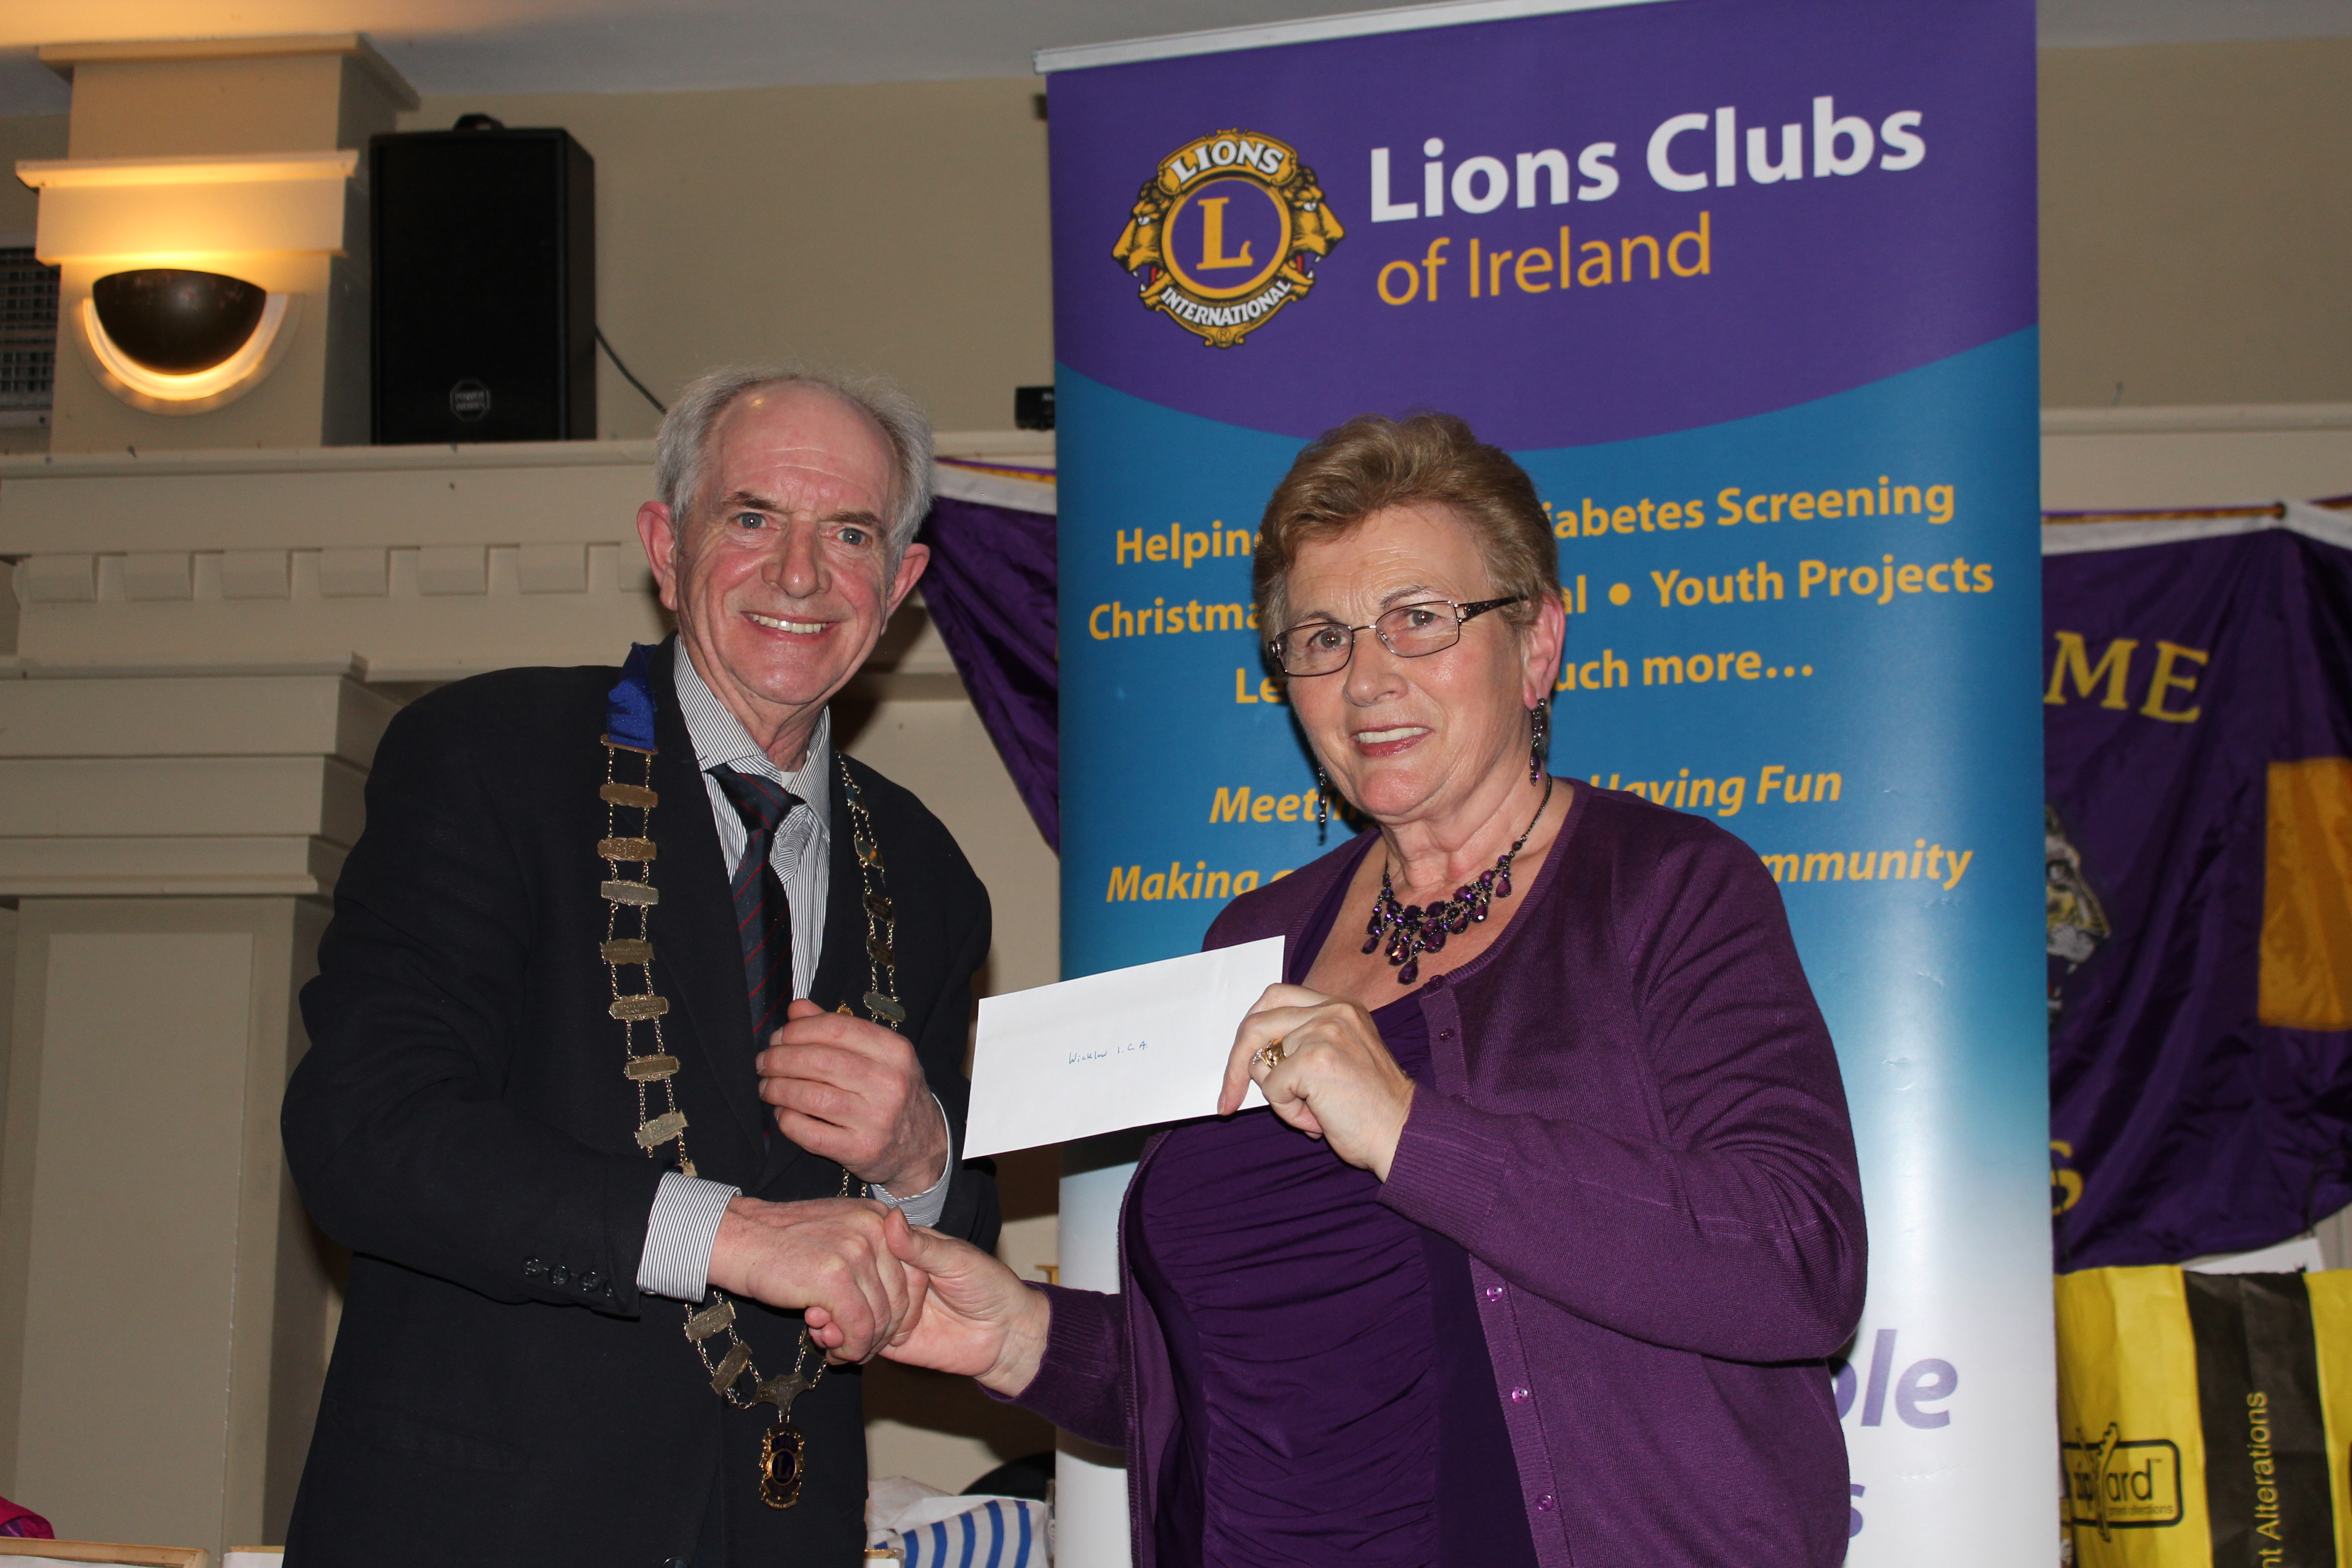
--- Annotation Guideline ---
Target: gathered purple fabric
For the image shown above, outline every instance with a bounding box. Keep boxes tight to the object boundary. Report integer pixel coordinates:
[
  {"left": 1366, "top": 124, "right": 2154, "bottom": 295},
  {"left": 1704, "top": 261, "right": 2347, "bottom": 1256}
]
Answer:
[
  {"left": 1008, "top": 784, "right": 1867, "bottom": 1568},
  {"left": 1127, "top": 849, "right": 1537, "bottom": 1567},
  {"left": 916, "top": 484, "right": 1059, "bottom": 849}
]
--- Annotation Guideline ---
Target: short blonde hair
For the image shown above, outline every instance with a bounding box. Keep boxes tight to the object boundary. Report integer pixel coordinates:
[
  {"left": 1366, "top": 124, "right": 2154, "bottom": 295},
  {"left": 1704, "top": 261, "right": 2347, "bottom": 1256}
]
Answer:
[{"left": 1254, "top": 413, "right": 1559, "bottom": 644}]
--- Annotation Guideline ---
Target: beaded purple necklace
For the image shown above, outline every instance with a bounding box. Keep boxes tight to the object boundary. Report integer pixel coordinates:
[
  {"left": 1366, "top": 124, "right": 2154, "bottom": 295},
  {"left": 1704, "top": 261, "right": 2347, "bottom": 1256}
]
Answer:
[{"left": 1364, "top": 776, "right": 1554, "bottom": 984}]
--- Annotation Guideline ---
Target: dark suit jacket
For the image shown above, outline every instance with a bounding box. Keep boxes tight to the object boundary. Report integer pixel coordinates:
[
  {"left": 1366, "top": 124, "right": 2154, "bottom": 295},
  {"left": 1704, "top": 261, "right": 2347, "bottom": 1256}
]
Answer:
[{"left": 283, "top": 640, "right": 997, "bottom": 1566}]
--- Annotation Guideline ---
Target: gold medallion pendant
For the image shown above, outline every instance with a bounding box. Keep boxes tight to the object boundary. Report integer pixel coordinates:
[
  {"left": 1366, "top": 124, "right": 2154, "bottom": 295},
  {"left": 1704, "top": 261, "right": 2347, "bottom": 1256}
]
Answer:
[
  {"left": 752, "top": 1369, "right": 813, "bottom": 1511},
  {"left": 759, "top": 1418, "right": 806, "bottom": 1509}
]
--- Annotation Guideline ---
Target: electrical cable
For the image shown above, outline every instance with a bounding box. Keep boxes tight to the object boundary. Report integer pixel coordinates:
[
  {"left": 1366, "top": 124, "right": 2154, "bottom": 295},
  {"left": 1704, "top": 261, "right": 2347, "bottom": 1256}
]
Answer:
[{"left": 596, "top": 326, "right": 666, "bottom": 415}]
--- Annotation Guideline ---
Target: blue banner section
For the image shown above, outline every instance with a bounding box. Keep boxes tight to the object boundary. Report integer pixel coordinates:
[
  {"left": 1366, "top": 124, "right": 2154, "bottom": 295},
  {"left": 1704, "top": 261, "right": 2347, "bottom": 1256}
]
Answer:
[{"left": 1050, "top": 0, "right": 2049, "bottom": 1560}]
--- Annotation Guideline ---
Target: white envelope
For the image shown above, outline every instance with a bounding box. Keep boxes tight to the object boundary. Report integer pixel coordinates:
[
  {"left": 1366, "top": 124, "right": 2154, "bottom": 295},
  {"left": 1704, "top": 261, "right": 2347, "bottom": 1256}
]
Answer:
[{"left": 963, "top": 936, "right": 1284, "bottom": 1158}]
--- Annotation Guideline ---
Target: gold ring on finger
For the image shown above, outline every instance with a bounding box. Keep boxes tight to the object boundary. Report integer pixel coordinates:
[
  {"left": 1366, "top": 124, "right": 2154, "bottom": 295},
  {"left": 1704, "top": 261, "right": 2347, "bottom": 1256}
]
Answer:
[{"left": 1254, "top": 1039, "right": 1287, "bottom": 1071}]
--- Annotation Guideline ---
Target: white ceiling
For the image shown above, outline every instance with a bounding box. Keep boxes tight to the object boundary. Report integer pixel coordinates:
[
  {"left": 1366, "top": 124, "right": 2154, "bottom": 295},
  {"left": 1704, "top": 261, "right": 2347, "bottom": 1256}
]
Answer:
[{"left": 2, "top": 0, "right": 2347, "bottom": 117}]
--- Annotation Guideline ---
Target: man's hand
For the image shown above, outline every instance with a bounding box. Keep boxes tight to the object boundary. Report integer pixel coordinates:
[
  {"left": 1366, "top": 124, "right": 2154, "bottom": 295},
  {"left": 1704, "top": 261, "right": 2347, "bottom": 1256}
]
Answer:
[
  {"left": 704, "top": 1196, "right": 926, "bottom": 1363},
  {"left": 758, "top": 999, "right": 949, "bottom": 1194},
  {"left": 877, "top": 1225, "right": 1050, "bottom": 1397}
]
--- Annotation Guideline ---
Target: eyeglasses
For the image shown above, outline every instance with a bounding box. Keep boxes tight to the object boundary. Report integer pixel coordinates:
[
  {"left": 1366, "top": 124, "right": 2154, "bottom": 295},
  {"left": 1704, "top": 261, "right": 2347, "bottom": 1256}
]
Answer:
[{"left": 1269, "top": 596, "right": 1525, "bottom": 677}]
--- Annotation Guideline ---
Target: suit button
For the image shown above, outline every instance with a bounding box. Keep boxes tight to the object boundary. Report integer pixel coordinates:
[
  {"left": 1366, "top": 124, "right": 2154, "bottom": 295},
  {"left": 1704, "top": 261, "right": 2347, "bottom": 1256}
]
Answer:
[
  {"left": 581, "top": 1271, "right": 604, "bottom": 1290},
  {"left": 1509, "top": 1386, "right": 1530, "bottom": 1403},
  {"left": 1484, "top": 1284, "right": 1505, "bottom": 1303},
  {"left": 1535, "top": 1493, "right": 1555, "bottom": 1512},
  {"left": 550, "top": 1266, "right": 571, "bottom": 1287},
  {"left": 522, "top": 1257, "right": 547, "bottom": 1277}
]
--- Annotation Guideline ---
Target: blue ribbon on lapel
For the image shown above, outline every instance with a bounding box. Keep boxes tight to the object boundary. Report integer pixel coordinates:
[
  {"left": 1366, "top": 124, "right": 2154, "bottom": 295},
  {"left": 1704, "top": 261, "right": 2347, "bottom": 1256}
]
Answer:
[{"left": 604, "top": 642, "right": 661, "bottom": 751}]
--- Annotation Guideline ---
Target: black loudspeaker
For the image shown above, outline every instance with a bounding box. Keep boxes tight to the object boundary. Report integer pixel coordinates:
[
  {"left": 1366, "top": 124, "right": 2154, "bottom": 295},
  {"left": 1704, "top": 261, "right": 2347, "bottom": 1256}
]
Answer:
[{"left": 371, "top": 125, "right": 595, "bottom": 444}]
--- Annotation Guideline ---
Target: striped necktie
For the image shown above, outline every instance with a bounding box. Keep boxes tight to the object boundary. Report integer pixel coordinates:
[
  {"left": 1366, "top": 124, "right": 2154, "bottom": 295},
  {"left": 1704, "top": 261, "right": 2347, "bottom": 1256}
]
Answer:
[{"left": 711, "top": 765, "right": 800, "bottom": 1046}]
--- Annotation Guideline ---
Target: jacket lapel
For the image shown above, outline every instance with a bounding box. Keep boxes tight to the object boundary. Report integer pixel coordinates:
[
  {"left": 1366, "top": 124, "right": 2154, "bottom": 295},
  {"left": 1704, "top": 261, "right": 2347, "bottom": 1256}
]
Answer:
[
  {"left": 646, "top": 639, "right": 770, "bottom": 1170},
  {"left": 807, "top": 757, "right": 870, "bottom": 1019}
]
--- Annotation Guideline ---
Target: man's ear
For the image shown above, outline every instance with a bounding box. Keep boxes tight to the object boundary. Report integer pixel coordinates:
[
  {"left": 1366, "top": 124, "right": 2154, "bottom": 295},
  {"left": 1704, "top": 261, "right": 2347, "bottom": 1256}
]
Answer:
[
  {"left": 636, "top": 501, "right": 684, "bottom": 612},
  {"left": 885, "top": 540, "right": 931, "bottom": 618}
]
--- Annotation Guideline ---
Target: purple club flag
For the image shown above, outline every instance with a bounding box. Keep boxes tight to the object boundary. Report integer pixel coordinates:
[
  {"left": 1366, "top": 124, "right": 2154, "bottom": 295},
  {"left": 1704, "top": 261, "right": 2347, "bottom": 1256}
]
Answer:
[{"left": 2046, "top": 508, "right": 2352, "bottom": 1269}]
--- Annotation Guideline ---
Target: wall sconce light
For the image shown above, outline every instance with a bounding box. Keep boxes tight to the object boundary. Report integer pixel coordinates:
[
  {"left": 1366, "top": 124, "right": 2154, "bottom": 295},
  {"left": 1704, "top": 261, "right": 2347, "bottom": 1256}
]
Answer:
[
  {"left": 16, "top": 150, "right": 354, "bottom": 414},
  {"left": 79, "top": 268, "right": 300, "bottom": 413}
]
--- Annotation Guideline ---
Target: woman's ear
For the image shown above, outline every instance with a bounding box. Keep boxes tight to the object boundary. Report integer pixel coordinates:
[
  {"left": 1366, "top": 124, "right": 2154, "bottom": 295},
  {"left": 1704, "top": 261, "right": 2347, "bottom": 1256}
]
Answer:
[{"left": 1521, "top": 588, "right": 1568, "bottom": 708}]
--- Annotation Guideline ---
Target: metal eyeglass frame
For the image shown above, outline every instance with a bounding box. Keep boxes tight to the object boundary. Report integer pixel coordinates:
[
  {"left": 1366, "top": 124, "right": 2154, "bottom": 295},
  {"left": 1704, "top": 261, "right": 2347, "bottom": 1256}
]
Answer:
[{"left": 1269, "top": 594, "right": 1526, "bottom": 677}]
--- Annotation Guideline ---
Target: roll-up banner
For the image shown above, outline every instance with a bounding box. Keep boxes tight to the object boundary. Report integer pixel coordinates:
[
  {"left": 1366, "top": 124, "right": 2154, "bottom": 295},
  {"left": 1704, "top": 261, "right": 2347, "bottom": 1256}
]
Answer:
[{"left": 1044, "top": 0, "right": 2048, "bottom": 1562}]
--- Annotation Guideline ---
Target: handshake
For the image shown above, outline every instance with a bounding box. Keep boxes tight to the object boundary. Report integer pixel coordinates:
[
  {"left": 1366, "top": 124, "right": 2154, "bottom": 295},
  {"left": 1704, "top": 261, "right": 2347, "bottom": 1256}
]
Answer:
[
  {"left": 709, "top": 999, "right": 1049, "bottom": 1395},
  {"left": 706, "top": 1197, "right": 1048, "bottom": 1394}
]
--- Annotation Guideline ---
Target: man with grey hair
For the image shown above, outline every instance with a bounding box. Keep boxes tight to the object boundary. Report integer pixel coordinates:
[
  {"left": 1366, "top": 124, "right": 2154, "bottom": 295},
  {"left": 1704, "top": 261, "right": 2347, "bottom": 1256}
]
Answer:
[{"left": 282, "top": 367, "right": 997, "bottom": 1567}]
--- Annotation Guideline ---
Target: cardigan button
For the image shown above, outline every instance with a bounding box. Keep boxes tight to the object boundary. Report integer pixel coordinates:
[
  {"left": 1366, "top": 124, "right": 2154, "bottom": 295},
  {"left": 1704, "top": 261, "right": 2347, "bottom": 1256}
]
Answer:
[
  {"left": 1535, "top": 1493, "right": 1556, "bottom": 1513},
  {"left": 1484, "top": 1284, "right": 1505, "bottom": 1303},
  {"left": 1510, "top": 1385, "right": 1531, "bottom": 1403}
]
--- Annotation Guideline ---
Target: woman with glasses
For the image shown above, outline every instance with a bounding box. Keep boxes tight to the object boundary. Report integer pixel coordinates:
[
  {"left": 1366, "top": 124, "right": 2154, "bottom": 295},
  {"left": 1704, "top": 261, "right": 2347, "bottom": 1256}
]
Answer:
[{"left": 876, "top": 413, "right": 1866, "bottom": 1567}]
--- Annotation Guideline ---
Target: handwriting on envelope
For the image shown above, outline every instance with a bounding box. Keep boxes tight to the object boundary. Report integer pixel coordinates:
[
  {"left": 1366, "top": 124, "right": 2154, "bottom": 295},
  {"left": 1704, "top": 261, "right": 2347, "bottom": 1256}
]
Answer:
[{"left": 963, "top": 936, "right": 1284, "bottom": 1158}]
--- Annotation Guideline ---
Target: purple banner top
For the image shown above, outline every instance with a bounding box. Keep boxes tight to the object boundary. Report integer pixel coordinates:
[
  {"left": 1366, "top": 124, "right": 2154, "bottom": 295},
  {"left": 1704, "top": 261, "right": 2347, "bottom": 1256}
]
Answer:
[{"left": 1047, "top": 0, "right": 2035, "bottom": 451}]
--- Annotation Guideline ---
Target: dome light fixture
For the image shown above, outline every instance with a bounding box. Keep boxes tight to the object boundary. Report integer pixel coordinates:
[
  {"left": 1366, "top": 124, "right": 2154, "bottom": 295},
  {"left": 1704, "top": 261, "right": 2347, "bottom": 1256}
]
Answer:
[
  {"left": 77, "top": 267, "right": 299, "bottom": 414},
  {"left": 18, "top": 148, "right": 358, "bottom": 416},
  {"left": 94, "top": 268, "right": 265, "bottom": 371}
]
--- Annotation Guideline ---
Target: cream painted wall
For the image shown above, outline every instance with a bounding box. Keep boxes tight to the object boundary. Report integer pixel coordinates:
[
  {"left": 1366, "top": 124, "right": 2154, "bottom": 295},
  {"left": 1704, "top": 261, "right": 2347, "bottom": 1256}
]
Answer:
[
  {"left": 2040, "top": 38, "right": 2352, "bottom": 409},
  {"left": 397, "top": 78, "right": 1053, "bottom": 438},
  {"left": 19, "top": 930, "right": 258, "bottom": 1547},
  {"left": 0, "top": 898, "right": 332, "bottom": 1556},
  {"left": 0, "top": 114, "right": 64, "bottom": 235}
]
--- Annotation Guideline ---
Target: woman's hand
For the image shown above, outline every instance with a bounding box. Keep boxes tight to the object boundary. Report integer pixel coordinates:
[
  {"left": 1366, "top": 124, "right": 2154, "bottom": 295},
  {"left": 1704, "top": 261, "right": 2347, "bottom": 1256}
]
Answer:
[
  {"left": 1218, "top": 983, "right": 1416, "bottom": 1180},
  {"left": 872, "top": 1225, "right": 1052, "bottom": 1397}
]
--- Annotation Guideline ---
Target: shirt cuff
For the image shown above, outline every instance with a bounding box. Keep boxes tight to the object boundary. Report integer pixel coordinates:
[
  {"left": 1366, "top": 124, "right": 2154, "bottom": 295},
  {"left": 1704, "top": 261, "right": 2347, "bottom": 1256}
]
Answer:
[
  {"left": 637, "top": 1171, "right": 740, "bottom": 1301},
  {"left": 871, "top": 1094, "right": 955, "bottom": 1229}
]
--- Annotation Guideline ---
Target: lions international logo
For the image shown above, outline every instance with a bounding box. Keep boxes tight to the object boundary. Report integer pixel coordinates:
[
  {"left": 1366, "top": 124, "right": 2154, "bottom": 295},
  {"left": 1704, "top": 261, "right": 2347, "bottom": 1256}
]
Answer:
[{"left": 1113, "top": 130, "right": 1344, "bottom": 348}]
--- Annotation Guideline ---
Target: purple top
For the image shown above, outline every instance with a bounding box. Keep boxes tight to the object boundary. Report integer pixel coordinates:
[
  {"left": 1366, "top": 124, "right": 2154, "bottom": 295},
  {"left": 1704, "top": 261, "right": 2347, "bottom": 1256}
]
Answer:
[
  {"left": 1127, "top": 856, "right": 1537, "bottom": 1566},
  {"left": 1011, "top": 786, "right": 1866, "bottom": 1567}
]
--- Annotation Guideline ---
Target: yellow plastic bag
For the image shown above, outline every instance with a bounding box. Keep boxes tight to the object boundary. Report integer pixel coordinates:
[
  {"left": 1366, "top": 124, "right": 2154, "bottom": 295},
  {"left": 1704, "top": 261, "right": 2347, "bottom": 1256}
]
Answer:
[{"left": 2057, "top": 1266, "right": 2352, "bottom": 1566}]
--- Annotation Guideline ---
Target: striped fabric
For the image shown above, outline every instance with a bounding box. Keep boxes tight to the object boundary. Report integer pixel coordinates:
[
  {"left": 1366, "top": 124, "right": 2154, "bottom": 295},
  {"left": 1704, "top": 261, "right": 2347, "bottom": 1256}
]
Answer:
[
  {"left": 897, "top": 1498, "right": 1048, "bottom": 1568},
  {"left": 711, "top": 765, "right": 799, "bottom": 1044}
]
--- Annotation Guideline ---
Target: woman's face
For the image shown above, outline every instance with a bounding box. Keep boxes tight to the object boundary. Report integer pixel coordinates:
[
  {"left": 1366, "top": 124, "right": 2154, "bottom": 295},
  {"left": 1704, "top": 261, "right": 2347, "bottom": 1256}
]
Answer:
[{"left": 1280, "top": 504, "right": 1563, "bottom": 827}]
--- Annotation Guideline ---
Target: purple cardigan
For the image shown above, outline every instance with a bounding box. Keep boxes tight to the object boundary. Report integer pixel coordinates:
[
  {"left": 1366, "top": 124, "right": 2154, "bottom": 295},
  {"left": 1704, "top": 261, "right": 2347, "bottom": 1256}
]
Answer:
[{"left": 1015, "top": 785, "right": 1867, "bottom": 1567}]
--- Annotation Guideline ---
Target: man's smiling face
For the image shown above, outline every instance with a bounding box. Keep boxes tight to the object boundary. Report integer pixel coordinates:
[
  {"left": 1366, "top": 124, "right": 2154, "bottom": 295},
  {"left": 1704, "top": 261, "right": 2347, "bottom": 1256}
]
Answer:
[{"left": 637, "top": 382, "right": 929, "bottom": 759}]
